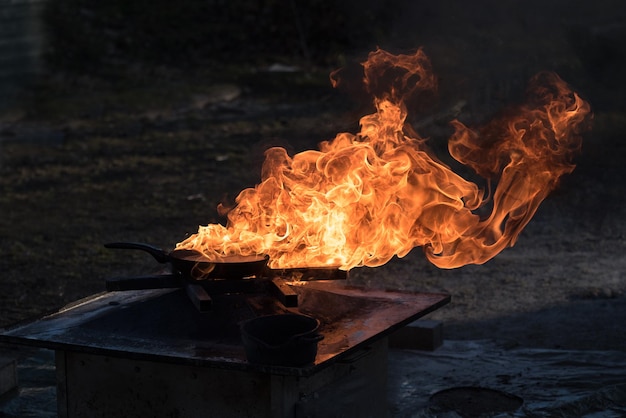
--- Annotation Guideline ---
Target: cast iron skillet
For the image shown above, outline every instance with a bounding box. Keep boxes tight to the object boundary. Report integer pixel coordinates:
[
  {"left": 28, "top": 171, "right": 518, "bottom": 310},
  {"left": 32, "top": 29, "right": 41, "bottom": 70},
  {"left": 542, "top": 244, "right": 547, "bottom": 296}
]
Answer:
[{"left": 104, "top": 242, "right": 269, "bottom": 280}]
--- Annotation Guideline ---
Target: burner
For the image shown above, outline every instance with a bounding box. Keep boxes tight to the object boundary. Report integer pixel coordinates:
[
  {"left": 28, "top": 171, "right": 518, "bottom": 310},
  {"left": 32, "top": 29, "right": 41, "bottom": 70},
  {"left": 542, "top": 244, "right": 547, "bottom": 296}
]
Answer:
[{"left": 104, "top": 267, "right": 348, "bottom": 312}]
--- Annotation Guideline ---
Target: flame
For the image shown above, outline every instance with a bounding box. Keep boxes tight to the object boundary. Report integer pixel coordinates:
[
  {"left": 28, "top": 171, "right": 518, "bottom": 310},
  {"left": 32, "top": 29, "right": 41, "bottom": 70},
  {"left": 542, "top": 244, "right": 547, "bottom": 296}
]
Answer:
[{"left": 177, "top": 48, "right": 591, "bottom": 270}]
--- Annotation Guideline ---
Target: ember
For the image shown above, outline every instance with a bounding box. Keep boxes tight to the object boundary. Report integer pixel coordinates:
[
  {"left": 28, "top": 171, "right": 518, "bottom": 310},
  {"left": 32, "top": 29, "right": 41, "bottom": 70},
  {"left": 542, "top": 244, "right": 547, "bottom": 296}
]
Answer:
[{"left": 177, "top": 48, "right": 591, "bottom": 270}]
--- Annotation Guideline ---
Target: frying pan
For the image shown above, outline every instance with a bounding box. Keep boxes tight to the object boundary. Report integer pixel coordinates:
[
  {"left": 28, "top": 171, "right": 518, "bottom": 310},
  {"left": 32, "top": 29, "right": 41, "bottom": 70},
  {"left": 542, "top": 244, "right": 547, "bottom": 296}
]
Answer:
[{"left": 104, "top": 242, "right": 269, "bottom": 280}]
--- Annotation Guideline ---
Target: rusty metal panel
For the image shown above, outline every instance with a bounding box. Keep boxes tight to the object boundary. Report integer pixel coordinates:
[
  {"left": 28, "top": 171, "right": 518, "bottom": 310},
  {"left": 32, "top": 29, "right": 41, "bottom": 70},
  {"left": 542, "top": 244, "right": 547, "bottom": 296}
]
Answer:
[
  {"left": 295, "top": 339, "right": 389, "bottom": 418},
  {"left": 56, "top": 339, "right": 388, "bottom": 418},
  {"left": 60, "top": 351, "right": 272, "bottom": 418}
]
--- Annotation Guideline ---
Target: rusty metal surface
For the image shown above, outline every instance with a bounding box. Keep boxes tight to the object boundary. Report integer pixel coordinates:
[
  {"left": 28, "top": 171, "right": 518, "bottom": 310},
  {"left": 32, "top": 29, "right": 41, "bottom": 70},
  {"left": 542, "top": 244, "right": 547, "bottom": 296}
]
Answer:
[{"left": 0, "top": 281, "right": 449, "bottom": 376}]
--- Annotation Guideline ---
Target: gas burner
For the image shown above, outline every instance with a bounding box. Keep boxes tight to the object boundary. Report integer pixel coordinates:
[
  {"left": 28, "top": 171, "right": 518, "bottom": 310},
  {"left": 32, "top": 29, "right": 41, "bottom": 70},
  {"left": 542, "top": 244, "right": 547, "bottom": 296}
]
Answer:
[{"left": 104, "top": 267, "right": 348, "bottom": 312}]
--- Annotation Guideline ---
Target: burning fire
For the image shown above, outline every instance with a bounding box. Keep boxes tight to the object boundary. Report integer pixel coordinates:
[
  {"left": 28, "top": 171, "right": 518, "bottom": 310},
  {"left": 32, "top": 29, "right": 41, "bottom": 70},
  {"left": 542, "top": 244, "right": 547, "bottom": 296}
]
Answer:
[{"left": 177, "top": 48, "right": 591, "bottom": 270}]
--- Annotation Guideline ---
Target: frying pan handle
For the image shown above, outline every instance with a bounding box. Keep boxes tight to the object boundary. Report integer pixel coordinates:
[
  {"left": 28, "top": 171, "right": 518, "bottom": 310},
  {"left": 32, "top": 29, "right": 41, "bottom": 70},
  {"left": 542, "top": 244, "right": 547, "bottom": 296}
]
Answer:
[{"left": 104, "top": 242, "right": 171, "bottom": 264}]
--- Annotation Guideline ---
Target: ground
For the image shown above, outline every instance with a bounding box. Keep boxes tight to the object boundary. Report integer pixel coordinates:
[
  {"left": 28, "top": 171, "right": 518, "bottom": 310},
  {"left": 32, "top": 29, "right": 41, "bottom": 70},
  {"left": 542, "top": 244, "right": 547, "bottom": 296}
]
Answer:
[{"left": 1, "top": 0, "right": 625, "bottom": 354}]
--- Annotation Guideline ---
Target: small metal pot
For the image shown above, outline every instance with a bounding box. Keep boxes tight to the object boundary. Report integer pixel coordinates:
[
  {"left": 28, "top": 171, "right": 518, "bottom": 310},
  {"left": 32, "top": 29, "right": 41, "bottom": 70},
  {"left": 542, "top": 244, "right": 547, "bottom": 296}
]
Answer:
[{"left": 240, "top": 314, "right": 323, "bottom": 367}]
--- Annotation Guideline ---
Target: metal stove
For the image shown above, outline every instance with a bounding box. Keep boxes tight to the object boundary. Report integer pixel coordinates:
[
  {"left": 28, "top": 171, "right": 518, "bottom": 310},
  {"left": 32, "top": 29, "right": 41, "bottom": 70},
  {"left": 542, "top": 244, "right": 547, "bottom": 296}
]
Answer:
[{"left": 0, "top": 278, "right": 449, "bottom": 417}]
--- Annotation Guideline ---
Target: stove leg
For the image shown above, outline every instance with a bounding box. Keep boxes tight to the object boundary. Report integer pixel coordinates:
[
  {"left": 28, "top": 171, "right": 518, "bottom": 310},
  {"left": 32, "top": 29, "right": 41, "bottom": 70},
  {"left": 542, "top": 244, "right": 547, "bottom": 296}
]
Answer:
[
  {"left": 270, "top": 278, "right": 298, "bottom": 307},
  {"left": 55, "top": 351, "right": 68, "bottom": 418},
  {"left": 0, "top": 355, "right": 17, "bottom": 400},
  {"left": 185, "top": 284, "right": 212, "bottom": 312}
]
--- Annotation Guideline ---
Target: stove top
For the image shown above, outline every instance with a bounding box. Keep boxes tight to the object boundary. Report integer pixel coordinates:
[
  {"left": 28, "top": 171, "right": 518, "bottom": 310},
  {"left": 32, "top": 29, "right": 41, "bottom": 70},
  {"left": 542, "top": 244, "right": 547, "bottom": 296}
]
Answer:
[{"left": 0, "top": 281, "right": 449, "bottom": 376}]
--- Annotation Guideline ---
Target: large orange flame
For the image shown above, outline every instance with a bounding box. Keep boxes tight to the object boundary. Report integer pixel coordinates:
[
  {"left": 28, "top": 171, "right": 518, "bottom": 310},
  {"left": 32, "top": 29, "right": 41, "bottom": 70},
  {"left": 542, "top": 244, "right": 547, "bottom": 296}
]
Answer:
[{"left": 177, "top": 48, "right": 591, "bottom": 270}]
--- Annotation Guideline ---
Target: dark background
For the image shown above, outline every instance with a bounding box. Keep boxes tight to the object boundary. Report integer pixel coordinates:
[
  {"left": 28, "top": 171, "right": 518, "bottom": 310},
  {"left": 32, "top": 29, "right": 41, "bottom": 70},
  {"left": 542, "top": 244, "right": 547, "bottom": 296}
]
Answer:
[{"left": 1, "top": 0, "right": 625, "bottom": 350}]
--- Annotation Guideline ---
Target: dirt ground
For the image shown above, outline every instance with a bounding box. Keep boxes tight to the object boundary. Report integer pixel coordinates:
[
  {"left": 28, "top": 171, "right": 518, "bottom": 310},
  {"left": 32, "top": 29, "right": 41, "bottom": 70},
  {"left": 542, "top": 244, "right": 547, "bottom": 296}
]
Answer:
[{"left": 1, "top": 0, "right": 625, "bottom": 356}]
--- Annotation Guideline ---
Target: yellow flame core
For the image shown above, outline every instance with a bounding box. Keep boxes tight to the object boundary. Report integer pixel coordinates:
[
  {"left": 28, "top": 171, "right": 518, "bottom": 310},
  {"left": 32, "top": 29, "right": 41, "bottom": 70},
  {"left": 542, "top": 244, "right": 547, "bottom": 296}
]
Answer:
[{"left": 177, "top": 48, "right": 591, "bottom": 270}]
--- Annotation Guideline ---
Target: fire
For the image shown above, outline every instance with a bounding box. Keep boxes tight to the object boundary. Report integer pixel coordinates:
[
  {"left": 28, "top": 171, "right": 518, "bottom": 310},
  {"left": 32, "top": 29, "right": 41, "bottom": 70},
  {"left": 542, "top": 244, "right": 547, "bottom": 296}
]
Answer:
[{"left": 177, "top": 48, "right": 591, "bottom": 270}]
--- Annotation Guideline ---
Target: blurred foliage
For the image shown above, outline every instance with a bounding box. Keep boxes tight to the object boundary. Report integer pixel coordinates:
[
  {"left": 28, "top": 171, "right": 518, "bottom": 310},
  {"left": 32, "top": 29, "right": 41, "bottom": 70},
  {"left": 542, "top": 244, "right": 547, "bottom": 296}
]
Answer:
[{"left": 42, "top": 0, "right": 398, "bottom": 73}]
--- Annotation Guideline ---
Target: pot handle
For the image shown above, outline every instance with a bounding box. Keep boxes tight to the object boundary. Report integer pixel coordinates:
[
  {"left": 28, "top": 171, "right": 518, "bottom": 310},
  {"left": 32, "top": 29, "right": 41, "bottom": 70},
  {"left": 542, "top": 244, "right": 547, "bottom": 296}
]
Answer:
[
  {"left": 104, "top": 242, "right": 171, "bottom": 264},
  {"left": 296, "top": 332, "right": 324, "bottom": 344}
]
